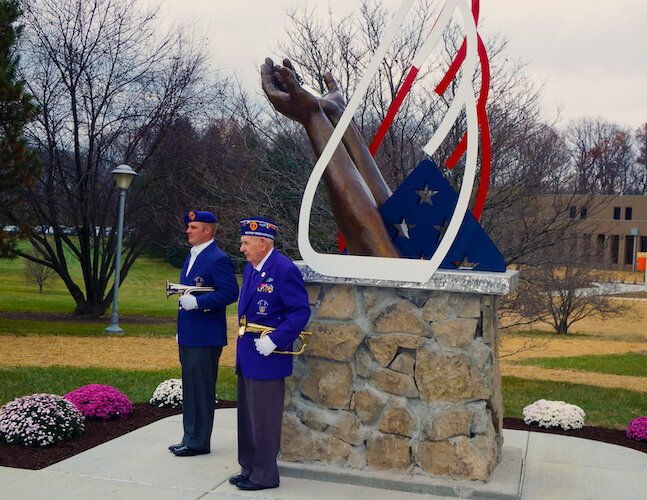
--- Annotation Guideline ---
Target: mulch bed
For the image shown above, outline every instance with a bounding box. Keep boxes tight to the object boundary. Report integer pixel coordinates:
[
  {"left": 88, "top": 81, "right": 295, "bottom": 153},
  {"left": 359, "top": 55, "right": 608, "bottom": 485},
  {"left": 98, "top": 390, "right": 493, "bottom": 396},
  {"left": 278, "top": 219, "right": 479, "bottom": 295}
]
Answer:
[
  {"left": 1, "top": 405, "right": 644, "bottom": 470},
  {"left": 503, "top": 417, "right": 647, "bottom": 454},
  {"left": 0, "top": 401, "right": 235, "bottom": 470}
]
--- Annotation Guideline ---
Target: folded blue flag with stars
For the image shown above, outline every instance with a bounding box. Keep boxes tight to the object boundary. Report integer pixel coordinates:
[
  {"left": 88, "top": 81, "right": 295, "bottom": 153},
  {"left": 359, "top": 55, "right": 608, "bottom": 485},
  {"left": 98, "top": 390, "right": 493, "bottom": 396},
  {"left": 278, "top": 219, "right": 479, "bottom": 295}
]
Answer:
[{"left": 379, "top": 159, "right": 506, "bottom": 272}]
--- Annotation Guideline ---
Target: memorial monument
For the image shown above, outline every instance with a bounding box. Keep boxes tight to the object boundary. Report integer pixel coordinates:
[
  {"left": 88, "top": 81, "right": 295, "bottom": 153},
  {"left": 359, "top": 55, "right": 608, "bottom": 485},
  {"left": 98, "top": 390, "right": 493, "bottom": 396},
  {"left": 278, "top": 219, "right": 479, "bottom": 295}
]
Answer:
[{"left": 260, "top": 0, "right": 518, "bottom": 491}]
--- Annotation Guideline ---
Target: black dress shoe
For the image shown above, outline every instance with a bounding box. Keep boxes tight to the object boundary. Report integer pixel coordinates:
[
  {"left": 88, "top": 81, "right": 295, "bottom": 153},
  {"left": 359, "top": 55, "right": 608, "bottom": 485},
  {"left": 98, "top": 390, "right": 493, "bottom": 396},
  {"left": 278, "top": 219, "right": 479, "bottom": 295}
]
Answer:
[
  {"left": 228, "top": 474, "right": 249, "bottom": 485},
  {"left": 168, "top": 443, "right": 184, "bottom": 452},
  {"left": 172, "top": 445, "right": 210, "bottom": 456},
  {"left": 236, "top": 479, "right": 278, "bottom": 490}
]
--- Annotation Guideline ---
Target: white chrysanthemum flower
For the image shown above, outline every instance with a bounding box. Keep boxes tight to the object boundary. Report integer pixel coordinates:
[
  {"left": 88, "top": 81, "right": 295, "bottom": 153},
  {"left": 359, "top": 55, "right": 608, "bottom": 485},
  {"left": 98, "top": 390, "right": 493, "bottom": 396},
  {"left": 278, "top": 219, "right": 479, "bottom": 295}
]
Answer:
[
  {"left": 150, "top": 379, "right": 183, "bottom": 409},
  {"left": 522, "top": 399, "right": 585, "bottom": 430}
]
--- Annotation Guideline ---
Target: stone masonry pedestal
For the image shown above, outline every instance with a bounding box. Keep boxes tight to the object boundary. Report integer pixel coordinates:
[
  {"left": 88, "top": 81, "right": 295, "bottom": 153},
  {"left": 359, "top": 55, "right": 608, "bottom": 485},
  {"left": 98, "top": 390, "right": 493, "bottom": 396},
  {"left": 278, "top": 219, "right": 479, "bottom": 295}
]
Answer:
[{"left": 280, "top": 263, "right": 518, "bottom": 482}]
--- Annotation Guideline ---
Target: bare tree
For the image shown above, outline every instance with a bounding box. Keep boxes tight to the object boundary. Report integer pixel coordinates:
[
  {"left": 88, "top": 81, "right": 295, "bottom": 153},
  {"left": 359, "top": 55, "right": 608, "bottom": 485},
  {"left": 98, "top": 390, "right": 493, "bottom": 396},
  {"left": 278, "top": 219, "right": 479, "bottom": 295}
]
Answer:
[
  {"left": 564, "top": 118, "right": 636, "bottom": 195},
  {"left": 634, "top": 122, "right": 647, "bottom": 194},
  {"left": 7, "top": 0, "right": 216, "bottom": 316},
  {"left": 24, "top": 253, "right": 56, "bottom": 293},
  {"left": 506, "top": 245, "right": 632, "bottom": 334}
]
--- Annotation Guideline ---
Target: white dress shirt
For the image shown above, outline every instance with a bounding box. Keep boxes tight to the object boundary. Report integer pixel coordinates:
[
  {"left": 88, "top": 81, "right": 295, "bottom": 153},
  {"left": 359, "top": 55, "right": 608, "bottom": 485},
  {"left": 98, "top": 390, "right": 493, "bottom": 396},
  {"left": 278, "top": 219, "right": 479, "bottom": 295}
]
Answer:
[{"left": 186, "top": 239, "right": 213, "bottom": 276}]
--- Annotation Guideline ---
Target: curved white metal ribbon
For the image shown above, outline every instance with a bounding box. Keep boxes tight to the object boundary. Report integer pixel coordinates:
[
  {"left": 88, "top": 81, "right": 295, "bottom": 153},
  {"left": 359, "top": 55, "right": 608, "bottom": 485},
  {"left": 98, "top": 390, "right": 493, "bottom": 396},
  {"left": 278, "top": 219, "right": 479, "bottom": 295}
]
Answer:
[{"left": 298, "top": 0, "right": 479, "bottom": 283}]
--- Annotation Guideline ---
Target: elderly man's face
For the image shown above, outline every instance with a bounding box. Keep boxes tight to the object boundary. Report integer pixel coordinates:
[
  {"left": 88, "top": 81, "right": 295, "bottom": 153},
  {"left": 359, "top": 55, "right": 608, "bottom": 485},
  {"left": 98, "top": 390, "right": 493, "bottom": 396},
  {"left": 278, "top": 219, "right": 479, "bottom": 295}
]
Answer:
[
  {"left": 240, "top": 235, "right": 270, "bottom": 267},
  {"left": 186, "top": 221, "right": 213, "bottom": 247}
]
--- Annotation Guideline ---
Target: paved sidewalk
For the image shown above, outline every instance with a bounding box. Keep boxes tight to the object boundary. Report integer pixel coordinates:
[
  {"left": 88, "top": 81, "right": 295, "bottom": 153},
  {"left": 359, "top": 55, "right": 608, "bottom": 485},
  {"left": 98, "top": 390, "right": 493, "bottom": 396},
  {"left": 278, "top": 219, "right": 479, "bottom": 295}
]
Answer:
[{"left": 0, "top": 408, "right": 646, "bottom": 499}]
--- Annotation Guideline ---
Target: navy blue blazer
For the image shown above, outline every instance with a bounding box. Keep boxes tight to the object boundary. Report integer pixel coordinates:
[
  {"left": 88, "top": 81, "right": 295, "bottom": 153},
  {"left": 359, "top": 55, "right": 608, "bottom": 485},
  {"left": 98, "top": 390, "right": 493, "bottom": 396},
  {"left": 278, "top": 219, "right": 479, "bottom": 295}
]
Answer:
[
  {"left": 236, "top": 250, "right": 310, "bottom": 380},
  {"left": 177, "top": 241, "right": 239, "bottom": 347}
]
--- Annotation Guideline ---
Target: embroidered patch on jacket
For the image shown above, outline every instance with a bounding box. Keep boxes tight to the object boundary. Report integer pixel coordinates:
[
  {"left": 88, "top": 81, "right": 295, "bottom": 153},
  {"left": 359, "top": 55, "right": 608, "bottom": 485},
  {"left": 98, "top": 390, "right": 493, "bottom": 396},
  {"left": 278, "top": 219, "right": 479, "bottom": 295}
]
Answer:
[{"left": 256, "top": 299, "right": 269, "bottom": 315}]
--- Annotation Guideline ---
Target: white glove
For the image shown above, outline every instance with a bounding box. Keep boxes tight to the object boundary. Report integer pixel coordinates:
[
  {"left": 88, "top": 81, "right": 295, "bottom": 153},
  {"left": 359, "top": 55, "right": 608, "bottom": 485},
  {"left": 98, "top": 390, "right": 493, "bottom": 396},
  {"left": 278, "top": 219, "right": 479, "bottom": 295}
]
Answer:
[
  {"left": 254, "top": 335, "right": 277, "bottom": 356},
  {"left": 179, "top": 293, "right": 198, "bottom": 311}
]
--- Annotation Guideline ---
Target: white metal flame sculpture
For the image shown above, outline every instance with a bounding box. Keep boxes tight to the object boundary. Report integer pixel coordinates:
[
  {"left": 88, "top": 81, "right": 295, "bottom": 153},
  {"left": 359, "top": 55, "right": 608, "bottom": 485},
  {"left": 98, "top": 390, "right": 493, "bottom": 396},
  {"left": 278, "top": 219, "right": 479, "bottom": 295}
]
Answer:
[{"left": 298, "top": 0, "right": 486, "bottom": 283}]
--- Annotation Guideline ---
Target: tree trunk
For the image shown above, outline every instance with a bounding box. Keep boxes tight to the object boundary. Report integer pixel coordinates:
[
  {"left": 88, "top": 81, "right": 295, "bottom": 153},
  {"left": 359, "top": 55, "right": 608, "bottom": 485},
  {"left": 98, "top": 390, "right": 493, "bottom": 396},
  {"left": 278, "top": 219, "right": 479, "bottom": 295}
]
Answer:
[
  {"left": 556, "top": 318, "right": 569, "bottom": 334},
  {"left": 73, "top": 301, "right": 108, "bottom": 318}
]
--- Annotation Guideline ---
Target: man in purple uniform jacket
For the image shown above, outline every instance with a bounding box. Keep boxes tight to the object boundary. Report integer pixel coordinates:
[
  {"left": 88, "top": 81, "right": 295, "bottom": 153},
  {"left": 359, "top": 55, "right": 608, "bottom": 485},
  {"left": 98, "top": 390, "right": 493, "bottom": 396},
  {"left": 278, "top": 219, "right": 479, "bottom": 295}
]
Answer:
[
  {"left": 168, "top": 210, "right": 238, "bottom": 457},
  {"left": 229, "top": 217, "right": 310, "bottom": 491}
]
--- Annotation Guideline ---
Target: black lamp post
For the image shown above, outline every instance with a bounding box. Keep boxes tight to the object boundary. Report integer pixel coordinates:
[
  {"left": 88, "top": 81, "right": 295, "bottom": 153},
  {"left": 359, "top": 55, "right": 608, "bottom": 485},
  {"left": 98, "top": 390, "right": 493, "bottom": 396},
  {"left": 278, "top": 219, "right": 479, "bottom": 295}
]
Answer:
[{"left": 105, "top": 164, "right": 138, "bottom": 334}]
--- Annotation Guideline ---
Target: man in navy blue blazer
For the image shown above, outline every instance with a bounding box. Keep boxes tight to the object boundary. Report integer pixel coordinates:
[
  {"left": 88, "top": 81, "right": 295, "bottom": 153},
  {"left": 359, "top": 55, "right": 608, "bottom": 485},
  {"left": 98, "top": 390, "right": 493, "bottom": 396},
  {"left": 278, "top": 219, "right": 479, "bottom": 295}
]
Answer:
[
  {"left": 230, "top": 217, "right": 310, "bottom": 491},
  {"left": 169, "top": 210, "right": 239, "bottom": 457}
]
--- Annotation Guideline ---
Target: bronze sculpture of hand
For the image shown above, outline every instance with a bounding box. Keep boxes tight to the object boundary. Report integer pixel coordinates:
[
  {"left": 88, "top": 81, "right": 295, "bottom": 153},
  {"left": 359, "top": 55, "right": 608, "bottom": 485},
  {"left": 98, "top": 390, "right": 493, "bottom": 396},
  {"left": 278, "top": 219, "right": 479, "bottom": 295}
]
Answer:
[{"left": 261, "top": 57, "right": 399, "bottom": 258}]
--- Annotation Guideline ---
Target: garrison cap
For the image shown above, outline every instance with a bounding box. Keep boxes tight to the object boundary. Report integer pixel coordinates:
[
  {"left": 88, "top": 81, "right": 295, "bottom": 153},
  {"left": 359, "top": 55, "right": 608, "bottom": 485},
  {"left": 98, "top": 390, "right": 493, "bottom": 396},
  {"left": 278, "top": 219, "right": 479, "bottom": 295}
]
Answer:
[
  {"left": 239, "top": 217, "right": 278, "bottom": 240},
  {"left": 184, "top": 210, "right": 217, "bottom": 224}
]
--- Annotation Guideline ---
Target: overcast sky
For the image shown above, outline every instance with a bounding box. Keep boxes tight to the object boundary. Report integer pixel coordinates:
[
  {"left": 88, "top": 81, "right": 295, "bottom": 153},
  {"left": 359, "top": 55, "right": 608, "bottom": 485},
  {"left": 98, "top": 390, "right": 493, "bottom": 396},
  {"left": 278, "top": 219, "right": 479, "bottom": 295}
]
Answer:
[{"left": 164, "top": 0, "right": 647, "bottom": 130}]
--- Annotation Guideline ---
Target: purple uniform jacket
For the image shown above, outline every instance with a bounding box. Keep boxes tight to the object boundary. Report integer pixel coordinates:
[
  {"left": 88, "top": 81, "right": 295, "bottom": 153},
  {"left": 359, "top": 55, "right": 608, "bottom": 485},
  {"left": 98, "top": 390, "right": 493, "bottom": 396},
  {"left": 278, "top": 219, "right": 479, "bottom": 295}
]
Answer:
[
  {"left": 236, "top": 250, "right": 310, "bottom": 380},
  {"left": 177, "top": 241, "right": 239, "bottom": 347}
]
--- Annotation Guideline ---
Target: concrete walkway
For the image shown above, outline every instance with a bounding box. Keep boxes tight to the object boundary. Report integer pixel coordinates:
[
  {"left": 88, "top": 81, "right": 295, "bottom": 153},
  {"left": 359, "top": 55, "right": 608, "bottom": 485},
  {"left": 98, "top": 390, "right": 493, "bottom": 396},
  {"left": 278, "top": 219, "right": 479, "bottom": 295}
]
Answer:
[{"left": 0, "top": 408, "right": 645, "bottom": 499}]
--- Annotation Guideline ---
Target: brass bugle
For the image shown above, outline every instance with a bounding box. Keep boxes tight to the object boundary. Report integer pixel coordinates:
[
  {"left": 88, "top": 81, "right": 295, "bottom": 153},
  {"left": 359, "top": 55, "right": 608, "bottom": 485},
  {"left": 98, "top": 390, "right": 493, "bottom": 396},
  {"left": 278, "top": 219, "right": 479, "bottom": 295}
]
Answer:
[
  {"left": 166, "top": 280, "right": 215, "bottom": 298},
  {"left": 262, "top": 330, "right": 311, "bottom": 356},
  {"left": 238, "top": 316, "right": 311, "bottom": 356}
]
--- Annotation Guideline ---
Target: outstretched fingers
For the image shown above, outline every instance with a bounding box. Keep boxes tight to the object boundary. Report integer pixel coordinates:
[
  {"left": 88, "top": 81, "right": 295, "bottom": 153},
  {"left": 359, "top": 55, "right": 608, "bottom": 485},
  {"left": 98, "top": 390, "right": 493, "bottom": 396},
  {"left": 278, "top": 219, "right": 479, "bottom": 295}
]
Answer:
[
  {"left": 277, "top": 66, "right": 301, "bottom": 94},
  {"left": 282, "top": 58, "right": 295, "bottom": 72},
  {"left": 323, "top": 71, "right": 340, "bottom": 94}
]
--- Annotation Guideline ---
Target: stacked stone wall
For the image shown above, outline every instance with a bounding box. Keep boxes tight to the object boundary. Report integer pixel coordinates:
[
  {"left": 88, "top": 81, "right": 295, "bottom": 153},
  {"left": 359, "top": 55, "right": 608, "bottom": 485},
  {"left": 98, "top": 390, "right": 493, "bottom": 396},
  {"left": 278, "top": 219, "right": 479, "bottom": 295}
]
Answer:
[{"left": 280, "top": 283, "right": 503, "bottom": 481}]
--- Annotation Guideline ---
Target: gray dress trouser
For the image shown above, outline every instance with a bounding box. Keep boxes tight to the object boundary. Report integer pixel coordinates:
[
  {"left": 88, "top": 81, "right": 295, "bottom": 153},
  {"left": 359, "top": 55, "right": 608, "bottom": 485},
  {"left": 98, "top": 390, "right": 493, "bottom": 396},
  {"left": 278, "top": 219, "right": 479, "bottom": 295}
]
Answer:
[
  {"left": 179, "top": 345, "right": 222, "bottom": 451},
  {"left": 237, "top": 375, "right": 285, "bottom": 487}
]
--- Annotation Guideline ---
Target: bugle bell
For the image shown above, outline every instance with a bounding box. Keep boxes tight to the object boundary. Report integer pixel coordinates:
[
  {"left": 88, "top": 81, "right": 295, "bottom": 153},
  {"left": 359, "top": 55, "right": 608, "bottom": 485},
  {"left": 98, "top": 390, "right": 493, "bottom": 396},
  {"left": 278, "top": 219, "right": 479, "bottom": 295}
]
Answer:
[
  {"left": 261, "top": 330, "right": 311, "bottom": 356},
  {"left": 166, "top": 280, "right": 215, "bottom": 298}
]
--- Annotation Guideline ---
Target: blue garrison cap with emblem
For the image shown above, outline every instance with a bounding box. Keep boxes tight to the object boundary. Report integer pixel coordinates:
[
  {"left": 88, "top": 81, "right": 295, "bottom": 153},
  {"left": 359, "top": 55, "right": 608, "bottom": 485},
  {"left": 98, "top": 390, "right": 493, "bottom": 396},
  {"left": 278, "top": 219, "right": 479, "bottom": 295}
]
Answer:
[
  {"left": 184, "top": 210, "right": 217, "bottom": 224},
  {"left": 240, "top": 217, "right": 278, "bottom": 240}
]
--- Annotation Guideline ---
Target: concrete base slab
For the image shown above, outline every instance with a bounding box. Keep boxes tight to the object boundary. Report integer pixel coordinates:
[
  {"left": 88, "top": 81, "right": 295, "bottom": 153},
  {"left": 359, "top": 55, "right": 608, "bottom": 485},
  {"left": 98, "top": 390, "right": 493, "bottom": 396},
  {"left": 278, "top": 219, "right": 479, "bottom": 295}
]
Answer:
[
  {"left": 207, "top": 476, "right": 440, "bottom": 499},
  {"left": 46, "top": 412, "right": 239, "bottom": 492},
  {"left": 0, "top": 469, "right": 199, "bottom": 499},
  {"left": 278, "top": 446, "right": 523, "bottom": 499},
  {"left": 521, "top": 461, "right": 647, "bottom": 500}
]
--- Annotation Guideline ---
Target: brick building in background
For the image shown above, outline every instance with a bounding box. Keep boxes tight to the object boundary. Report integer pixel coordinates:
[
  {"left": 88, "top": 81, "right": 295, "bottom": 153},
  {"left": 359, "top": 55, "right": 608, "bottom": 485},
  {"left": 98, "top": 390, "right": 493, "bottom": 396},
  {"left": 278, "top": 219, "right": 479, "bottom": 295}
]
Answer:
[{"left": 539, "top": 194, "right": 647, "bottom": 272}]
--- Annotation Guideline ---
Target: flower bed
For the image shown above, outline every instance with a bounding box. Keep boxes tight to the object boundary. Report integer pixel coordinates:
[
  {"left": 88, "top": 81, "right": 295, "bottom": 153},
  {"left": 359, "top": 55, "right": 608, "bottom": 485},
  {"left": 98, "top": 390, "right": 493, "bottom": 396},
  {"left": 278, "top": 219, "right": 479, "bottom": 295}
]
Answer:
[
  {"left": 626, "top": 416, "right": 647, "bottom": 441},
  {"left": 65, "top": 384, "right": 133, "bottom": 420},
  {"left": 523, "top": 399, "right": 585, "bottom": 430},
  {"left": 0, "top": 393, "right": 85, "bottom": 447},
  {"left": 150, "top": 378, "right": 183, "bottom": 409}
]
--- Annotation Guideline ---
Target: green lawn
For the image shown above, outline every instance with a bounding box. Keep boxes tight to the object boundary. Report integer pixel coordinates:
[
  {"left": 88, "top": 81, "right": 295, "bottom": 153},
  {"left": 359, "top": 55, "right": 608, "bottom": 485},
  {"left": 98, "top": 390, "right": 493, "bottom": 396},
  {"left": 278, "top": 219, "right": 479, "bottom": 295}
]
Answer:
[
  {"left": 503, "top": 376, "right": 647, "bottom": 429},
  {"left": 0, "top": 365, "right": 237, "bottom": 406},
  {"left": 0, "top": 250, "right": 239, "bottom": 323},
  {"left": 519, "top": 353, "right": 647, "bottom": 378}
]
